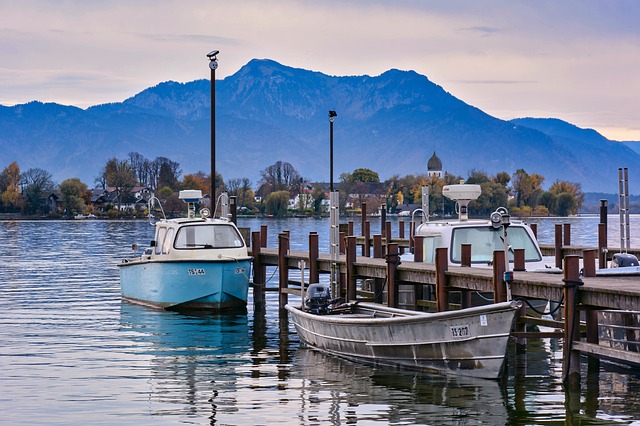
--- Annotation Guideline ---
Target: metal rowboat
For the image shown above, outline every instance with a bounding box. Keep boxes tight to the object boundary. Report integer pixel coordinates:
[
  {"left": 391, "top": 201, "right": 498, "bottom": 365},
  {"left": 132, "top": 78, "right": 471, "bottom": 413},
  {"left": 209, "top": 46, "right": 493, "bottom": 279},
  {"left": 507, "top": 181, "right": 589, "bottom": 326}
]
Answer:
[{"left": 286, "top": 299, "right": 522, "bottom": 380}]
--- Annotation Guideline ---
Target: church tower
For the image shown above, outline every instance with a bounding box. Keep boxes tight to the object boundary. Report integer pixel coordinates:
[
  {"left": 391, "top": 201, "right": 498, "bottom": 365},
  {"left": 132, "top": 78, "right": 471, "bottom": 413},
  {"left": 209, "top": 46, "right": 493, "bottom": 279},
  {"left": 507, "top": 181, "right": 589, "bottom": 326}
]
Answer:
[{"left": 427, "top": 151, "right": 442, "bottom": 178}]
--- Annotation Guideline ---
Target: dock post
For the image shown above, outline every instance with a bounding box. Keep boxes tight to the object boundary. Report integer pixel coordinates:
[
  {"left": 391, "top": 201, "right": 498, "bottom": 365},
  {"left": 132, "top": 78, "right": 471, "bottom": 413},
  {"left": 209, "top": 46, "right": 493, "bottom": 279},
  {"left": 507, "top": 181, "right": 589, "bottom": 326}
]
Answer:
[
  {"left": 260, "top": 225, "right": 268, "bottom": 247},
  {"left": 409, "top": 221, "right": 415, "bottom": 253},
  {"left": 309, "top": 232, "right": 319, "bottom": 284},
  {"left": 460, "top": 244, "right": 472, "bottom": 309},
  {"left": 598, "top": 223, "right": 608, "bottom": 269},
  {"left": 492, "top": 250, "right": 507, "bottom": 303},
  {"left": 364, "top": 221, "right": 371, "bottom": 258},
  {"left": 513, "top": 248, "right": 526, "bottom": 272},
  {"left": 413, "top": 235, "right": 424, "bottom": 306},
  {"left": 386, "top": 243, "right": 399, "bottom": 308},
  {"left": 361, "top": 203, "right": 367, "bottom": 255},
  {"left": 555, "top": 224, "right": 563, "bottom": 269},
  {"left": 385, "top": 221, "right": 392, "bottom": 248},
  {"left": 563, "top": 223, "right": 571, "bottom": 246},
  {"left": 562, "top": 255, "right": 583, "bottom": 387},
  {"left": 373, "top": 234, "right": 384, "bottom": 303},
  {"left": 278, "top": 232, "right": 290, "bottom": 310},
  {"left": 582, "top": 249, "right": 600, "bottom": 371},
  {"left": 583, "top": 249, "right": 596, "bottom": 278},
  {"left": 530, "top": 223, "right": 538, "bottom": 240},
  {"left": 251, "top": 231, "right": 265, "bottom": 308},
  {"left": 229, "top": 195, "right": 237, "bottom": 224},
  {"left": 346, "top": 236, "right": 357, "bottom": 302},
  {"left": 399, "top": 220, "right": 405, "bottom": 255},
  {"left": 435, "top": 247, "right": 449, "bottom": 312}
]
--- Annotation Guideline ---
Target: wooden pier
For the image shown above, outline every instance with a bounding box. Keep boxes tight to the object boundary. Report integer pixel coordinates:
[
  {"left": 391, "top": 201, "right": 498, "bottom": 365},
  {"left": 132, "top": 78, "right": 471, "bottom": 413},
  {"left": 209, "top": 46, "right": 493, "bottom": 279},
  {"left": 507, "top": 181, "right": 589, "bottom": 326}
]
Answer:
[{"left": 243, "top": 217, "right": 640, "bottom": 388}]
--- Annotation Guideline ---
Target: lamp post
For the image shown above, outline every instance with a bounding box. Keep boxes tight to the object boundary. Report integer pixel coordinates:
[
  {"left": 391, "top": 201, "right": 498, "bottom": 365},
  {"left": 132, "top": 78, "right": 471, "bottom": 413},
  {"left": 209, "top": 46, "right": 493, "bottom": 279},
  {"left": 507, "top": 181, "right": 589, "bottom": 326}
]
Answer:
[
  {"left": 206, "top": 50, "right": 219, "bottom": 204},
  {"left": 329, "top": 110, "right": 337, "bottom": 191},
  {"left": 328, "top": 110, "right": 338, "bottom": 299}
]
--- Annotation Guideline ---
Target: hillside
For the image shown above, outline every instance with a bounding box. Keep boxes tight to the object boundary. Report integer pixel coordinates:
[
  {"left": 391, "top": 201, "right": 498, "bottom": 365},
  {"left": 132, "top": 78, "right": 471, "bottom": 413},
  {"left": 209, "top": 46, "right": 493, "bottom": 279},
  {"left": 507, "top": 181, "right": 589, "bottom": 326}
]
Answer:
[{"left": 0, "top": 58, "right": 637, "bottom": 193}]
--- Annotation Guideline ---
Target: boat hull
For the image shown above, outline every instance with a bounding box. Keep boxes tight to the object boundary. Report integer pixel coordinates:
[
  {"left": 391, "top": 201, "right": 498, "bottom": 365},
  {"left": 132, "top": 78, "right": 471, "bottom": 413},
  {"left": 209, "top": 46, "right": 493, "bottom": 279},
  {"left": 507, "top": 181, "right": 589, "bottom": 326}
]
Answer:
[
  {"left": 119, "top": 259, "right": 251, "bottom": 311},
  {"left": 286, "top": 301, "right": 521, "bottom": 379}
]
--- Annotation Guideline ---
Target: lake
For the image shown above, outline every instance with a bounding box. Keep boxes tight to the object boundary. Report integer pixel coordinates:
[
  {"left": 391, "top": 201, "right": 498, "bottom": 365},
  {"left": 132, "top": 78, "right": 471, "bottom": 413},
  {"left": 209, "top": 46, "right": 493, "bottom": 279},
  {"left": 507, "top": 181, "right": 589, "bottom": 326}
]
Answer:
[{"left": 1, "top": 216, "right": 640, "bottom": 425}]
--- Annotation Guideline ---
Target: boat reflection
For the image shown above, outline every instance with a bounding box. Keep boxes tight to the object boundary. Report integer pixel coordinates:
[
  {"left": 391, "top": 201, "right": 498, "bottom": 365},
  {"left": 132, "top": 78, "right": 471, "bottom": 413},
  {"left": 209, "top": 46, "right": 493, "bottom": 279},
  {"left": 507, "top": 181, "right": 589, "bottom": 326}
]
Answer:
[
  {"left": 290, "top": 347, "right": 510, "bottom": 424},
  {"left": 118, "top": 302, "right": 251, "bottom": 419}
]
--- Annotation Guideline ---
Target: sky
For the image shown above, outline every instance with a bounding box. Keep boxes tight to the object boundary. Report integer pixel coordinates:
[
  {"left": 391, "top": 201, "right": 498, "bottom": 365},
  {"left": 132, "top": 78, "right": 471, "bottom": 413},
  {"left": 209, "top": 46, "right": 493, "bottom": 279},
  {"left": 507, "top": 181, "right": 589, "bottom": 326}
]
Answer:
[{"left": 1, "top": 0, "right": 639, "bottom": 141}]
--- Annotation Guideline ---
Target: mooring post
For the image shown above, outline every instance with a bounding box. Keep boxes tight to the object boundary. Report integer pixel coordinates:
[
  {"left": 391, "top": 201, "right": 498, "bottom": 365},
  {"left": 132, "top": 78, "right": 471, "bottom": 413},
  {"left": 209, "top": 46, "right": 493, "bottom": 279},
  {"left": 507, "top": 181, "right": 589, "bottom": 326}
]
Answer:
[
  {"left": 251, "top": 231, "right": 265, "bottom": 308},
  {"left": 555, "top": 223, "right": 563, "bottom": 269},
  {"left": 309, "top": 232, "right": 319, "bottom": 284},
  {"left": 460, "top": 244, "right": 472, "bottom": 309},
  {"left": 278, "top": 232, "right": 290, "bottom": 310},
  {"left": 380, "top": 206, "right": 386, "bottom": 239},
  {"left": 563, "top": 223, "right": 571, "bottom": 246},
  {"left": 413, "top": 235, "right": 424, "bottom": 305},
  {"left": 346, "top": 236, "right": 357, "bottom": 302},
  {"left": 361, "top": 202, "right": 367, "bottom": 255},
  {"left": 399, "top": 220, "right": 405, "bottom": 255},
  {"left": 386, "top": 243, "right": 399, "bottom": 308},
  {"left": 385, "top": 221, "right": 392, "bottom": 247},
  {"left": 514, "top": 248, "right": 526, "bottom": 272},
  {"left": 348, "top": 221, "right": 354, "bottom": 237},
  {"left": 364, "top": 221, "right": 371, "bottom": 258},
  {"left": 530, "top": 223, "right": 537, "bottom": 240},
  {"left": 229, "top": 195, "right": 237, "bottom": 224},
  {"left": 409, "top": 221, "right": 415, "bottom": 253},
  {"left": 598, "top": 223, "right": 608, "bottom": 269},
  {"left": 582, "top": 249, "right": 600, "bottom": 372},
  {"left": 435, "top": 247, "right": 449, "bottom": 312},
  {"left": 562, "top": 255, "right": 582, "bottom": 387},
  {"left": 373, "top": 234, "right": 384, "bottom": 302},
  {"left": 583, "top": 249, "right": 596, "bottom": 278},
  {"left": 492, "top": 250, "right": 507, "bottom": 303},
  {"left": 260, "top": 225, "right": 268, "bottom": 248}
]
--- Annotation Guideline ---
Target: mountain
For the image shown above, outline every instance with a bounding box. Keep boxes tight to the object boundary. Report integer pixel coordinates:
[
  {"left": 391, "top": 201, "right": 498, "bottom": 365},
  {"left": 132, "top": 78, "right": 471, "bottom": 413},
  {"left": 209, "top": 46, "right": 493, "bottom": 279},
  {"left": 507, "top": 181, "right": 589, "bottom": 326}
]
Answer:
[{"left": 0, "top": 58, "right": 638, "bottom": 193}]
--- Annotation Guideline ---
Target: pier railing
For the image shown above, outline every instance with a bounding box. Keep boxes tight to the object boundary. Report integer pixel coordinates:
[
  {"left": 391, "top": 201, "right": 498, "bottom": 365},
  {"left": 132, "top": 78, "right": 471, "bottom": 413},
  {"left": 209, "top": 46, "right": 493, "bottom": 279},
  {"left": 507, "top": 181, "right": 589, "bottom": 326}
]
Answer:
[{"left": 245, "top": 220, "right": 640, "bottom": 386}]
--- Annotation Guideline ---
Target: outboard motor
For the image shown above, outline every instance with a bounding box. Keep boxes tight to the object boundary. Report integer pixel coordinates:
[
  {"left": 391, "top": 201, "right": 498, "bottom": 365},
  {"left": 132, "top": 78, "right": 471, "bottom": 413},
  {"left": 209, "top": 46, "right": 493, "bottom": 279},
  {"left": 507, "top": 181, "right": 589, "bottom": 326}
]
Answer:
[
  {"left": 305, "top": 283, "right": 332, "bottom": 315},
  {"left": 611, "top": 253, "right": 639, "bottom": 268}
]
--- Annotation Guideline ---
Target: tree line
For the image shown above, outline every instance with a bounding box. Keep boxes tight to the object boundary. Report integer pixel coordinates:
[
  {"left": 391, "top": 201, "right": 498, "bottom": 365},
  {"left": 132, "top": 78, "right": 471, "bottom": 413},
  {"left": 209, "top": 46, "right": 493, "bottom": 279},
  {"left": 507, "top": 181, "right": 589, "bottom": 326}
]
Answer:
[{"left": 0, "top": 153, "right": 589, "bottom": 217}]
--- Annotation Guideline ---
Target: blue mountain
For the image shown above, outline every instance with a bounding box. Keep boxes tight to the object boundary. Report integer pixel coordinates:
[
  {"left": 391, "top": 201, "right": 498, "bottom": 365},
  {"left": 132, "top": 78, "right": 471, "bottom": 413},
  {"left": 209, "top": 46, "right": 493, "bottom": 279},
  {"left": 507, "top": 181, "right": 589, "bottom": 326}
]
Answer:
[{"left": 0, "top": 58, "right": 637, "bottom": 193}]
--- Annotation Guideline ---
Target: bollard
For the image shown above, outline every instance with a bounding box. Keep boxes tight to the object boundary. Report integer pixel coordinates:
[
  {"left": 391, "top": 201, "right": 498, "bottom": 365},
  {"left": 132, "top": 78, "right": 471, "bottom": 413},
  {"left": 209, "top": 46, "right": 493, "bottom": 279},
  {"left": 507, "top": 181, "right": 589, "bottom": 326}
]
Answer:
[
  {"left": 309, "top": 232, "right": 319, "bottom": 284},
  {"left": 492, "top": 250, "right": 507, "bottom": 303},
  {"left": 562, "top": 255, "right": 582, "bottom": 388},
  {"left": 278, "top": 233, "right": 290, "bottom": 309},
  {"left": 435, "top": 247, "right": 449, "bottom": 312},
  {"left": 251, "top": 231, "right": 265, "bottom": 307},
  {"left": 386, "top": 243, "right": 399, "bottom": 308},
  {"left": 346, "top": 236, "right": 357, "bottom": 302}
]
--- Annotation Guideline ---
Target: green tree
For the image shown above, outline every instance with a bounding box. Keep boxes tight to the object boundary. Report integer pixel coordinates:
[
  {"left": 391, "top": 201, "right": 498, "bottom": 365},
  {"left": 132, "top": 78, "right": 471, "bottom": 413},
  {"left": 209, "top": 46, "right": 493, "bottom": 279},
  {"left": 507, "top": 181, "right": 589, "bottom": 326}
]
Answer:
[
  {"left": 556, "top": 192, "right": 577, "bottom": 216},
  {"left": 549, "top": 180, "right": 584, "bottom": 213},
  {"left": 59, "top": 178, "right": 88, "bottom": 214},
  {"left": 350, "top": 168, "right": 380, "bottom": 183},
  {"left": 265, "top": 190, "right": 290, "bottom": 217}
]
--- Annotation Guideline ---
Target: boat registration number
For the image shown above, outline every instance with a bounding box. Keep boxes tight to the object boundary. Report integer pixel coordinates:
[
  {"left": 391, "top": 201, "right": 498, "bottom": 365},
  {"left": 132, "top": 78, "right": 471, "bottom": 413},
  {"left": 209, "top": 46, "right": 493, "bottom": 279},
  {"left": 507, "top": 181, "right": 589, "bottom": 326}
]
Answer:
[
  {"left": 450, "top": 324, "right": 471, "bottom": 338},
  {"left": 235, "top": 267, "right": 246, "bottom": 274},
  {"left": 188, "top": 268, "right": 206, "bottom": 275}
]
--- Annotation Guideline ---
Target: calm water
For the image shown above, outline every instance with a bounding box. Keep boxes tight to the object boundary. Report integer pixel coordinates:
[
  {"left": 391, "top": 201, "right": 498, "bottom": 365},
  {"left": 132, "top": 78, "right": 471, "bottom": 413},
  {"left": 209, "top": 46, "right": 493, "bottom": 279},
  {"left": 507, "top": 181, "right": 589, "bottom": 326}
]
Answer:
[{"left": 1, "top": 217, "right": 640, "bottom": 425}]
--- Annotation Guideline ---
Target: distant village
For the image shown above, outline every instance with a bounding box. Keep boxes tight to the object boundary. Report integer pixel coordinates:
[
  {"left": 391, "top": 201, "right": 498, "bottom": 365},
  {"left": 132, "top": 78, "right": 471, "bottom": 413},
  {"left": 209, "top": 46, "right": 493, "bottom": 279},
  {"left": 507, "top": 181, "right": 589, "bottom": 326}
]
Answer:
[{"left": 0, "top": 150, "right": 604, "bottom": 219}]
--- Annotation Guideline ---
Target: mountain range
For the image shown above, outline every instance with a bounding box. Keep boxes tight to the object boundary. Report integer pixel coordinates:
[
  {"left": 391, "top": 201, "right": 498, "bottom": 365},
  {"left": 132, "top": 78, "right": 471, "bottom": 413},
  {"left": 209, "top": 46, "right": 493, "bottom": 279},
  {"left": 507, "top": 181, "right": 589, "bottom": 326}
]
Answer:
[{"left": 1, "top": 58, "right": 638, "bottom": 194}]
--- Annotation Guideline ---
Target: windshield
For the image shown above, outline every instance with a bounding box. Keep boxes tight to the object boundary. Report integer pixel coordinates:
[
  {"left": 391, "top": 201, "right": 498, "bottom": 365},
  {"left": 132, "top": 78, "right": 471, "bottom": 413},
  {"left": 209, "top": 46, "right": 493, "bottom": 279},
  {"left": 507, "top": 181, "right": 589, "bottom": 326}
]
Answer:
[
  {"left": 174, "top": 224, "right": 245, "bottom": 249},
  {"left": 450, "top": 225, "right": 541, "bottom": 264}
]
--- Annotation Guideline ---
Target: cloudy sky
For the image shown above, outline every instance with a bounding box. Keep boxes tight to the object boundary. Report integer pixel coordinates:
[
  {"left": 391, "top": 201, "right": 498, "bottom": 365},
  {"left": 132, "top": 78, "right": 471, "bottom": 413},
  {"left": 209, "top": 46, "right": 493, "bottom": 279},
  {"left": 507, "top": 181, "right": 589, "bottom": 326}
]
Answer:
[{"left": 2, "top": 0, "right": 639, "bottom": 140}]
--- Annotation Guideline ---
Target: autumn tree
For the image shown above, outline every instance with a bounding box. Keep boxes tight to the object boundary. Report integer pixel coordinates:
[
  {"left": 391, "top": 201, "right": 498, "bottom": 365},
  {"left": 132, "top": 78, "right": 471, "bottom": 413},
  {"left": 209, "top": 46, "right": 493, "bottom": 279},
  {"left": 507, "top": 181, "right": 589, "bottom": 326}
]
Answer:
[
  {"left": 265, "top": 190, "right": 290, "bottom": 217},
  {"left": 548, "top": 180, "right": 584, "bottom": 214},
  {"left": 0, "top": 162, "right": 21, "bottom": 212}
]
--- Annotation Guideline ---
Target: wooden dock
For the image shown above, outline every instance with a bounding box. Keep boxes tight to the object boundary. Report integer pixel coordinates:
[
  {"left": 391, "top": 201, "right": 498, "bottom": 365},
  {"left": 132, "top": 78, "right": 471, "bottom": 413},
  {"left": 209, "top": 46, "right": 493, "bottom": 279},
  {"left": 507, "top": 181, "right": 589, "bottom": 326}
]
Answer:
[{"left": 244, "top": 221, "right": 640, "bottom": 388}]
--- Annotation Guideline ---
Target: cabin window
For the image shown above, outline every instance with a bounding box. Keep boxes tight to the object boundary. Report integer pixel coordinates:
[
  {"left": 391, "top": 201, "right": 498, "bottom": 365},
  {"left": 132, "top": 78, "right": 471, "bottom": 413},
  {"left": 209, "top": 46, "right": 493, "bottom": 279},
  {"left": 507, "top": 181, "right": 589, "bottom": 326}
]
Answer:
[
  {"left": 450, "top": 226, "right": 541, "bottom": 264},
  {"left": 174, "top": 224, "right": 245, "bottom": 249},
  {"left": 421, "top": 236, "right": 438, "bottom": 263},
  {"left": 155, "top": 227, "right": 167, "bottom": 255},
  {"left": 162, "top": 228, "right": 174, "bottom": 254}
]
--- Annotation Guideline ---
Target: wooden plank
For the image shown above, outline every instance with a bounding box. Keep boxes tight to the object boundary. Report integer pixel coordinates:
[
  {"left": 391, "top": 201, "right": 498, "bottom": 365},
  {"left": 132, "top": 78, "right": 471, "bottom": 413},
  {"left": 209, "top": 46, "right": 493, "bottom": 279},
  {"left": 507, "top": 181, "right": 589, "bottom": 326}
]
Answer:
[{"left": 573, "top": 341, "right": 640, "bottom": 365}]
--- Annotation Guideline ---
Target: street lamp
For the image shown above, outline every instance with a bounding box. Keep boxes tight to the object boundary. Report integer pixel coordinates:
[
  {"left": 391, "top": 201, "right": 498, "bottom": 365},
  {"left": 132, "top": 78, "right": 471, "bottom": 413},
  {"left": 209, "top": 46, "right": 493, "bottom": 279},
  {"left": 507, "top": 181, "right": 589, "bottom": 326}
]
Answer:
[
  {"left": 329, "top": 110, "right": 337, "bottom": 191},
  {"left": 207, "top": 50, "right": 219, "bottom": 203}
]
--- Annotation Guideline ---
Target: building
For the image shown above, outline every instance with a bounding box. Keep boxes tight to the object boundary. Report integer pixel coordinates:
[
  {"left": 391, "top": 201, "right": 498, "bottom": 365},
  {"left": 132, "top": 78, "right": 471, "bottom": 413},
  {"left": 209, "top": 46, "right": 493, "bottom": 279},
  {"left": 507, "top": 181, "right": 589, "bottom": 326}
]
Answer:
[{"left": 427, "top": 151, "right": 442, "bottom": 178}]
